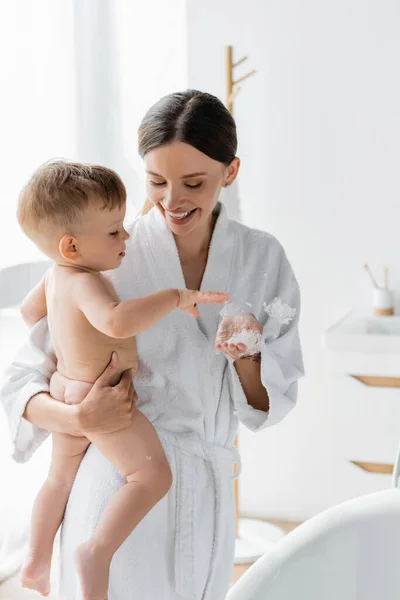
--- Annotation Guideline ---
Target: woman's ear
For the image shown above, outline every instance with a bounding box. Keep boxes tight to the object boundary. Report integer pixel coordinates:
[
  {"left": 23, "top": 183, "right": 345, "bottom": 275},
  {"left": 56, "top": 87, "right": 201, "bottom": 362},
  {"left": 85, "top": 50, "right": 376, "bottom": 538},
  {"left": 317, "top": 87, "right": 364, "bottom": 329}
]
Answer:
[
  {"left": 224, "top": 157, "right": 241, "bottom": 187},
  {"left": 59, "top": 235, "right": 80, "bottom": 261}
]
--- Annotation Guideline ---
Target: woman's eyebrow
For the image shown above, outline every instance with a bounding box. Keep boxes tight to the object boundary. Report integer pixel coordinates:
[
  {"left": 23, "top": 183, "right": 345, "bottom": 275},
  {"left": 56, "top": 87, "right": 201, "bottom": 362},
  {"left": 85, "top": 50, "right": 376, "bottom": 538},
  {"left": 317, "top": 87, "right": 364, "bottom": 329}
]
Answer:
[
  {"left": 181, "top": 172, "right": 207, "bottom": 179},
  {"left": 146, "top": 170, "right": 207, "bottom": 178}
]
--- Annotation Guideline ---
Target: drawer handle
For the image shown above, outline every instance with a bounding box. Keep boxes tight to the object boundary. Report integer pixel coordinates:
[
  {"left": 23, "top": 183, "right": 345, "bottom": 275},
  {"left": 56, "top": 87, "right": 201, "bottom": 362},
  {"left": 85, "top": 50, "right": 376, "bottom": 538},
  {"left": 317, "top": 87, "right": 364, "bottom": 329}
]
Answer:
[
  {"left": 351, "top": 442, "right": 400, "bottom": 489},
  {"left": 350, "top": 461, "right": 393, "bottom": 474},
  {"left": 351, "top": 375, "right": 400, "bottom": 388}
]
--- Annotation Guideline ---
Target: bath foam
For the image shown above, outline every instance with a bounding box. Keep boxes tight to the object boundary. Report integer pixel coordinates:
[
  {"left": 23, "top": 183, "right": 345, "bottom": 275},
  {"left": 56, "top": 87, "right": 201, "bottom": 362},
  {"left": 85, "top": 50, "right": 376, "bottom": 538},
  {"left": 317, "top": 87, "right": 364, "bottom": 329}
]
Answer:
[
  {"left": 225, "top": 328, "right": 262, "bottom": 355},
  {"left": 264, "top": 297, "right": 296, "bottom": 325},
  {"left": 219, "top": 304, "right": 262, "bottom": 355}
]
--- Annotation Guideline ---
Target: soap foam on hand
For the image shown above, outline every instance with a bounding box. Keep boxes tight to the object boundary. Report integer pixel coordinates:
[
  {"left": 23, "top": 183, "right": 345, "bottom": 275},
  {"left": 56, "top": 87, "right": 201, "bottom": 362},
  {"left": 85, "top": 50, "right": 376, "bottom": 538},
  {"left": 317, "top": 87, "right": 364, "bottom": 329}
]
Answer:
[
  {"left": 224, "top": 328, "right": 262, "bottom": 355},
  {"left": 217, "top": 302, "right": 262, "bottom": 356}
]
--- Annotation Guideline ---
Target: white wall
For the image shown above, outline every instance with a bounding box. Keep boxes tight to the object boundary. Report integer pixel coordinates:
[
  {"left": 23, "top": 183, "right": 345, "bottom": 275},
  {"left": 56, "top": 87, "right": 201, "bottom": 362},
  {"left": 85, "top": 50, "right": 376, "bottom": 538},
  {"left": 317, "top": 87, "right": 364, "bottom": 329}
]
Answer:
[{"left": 186, "top": 0, "right": 400, "bottom": 520}]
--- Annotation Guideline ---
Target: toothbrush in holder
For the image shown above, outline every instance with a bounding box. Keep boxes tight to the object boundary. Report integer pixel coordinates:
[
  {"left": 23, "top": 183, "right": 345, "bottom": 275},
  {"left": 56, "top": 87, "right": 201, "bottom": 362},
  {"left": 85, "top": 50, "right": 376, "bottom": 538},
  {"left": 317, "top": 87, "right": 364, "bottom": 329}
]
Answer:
[
  {"left": 364, "top": 264, "right": 394, "bottom": 316},
  {"left": 363, "top": 264, "right": 379, "bottom": 288}
]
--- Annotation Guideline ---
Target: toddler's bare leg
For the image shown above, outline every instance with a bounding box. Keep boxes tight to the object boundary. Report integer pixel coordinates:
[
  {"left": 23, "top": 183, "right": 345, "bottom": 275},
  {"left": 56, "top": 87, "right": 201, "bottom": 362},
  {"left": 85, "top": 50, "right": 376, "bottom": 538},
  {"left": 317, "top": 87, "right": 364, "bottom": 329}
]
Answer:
[
  {"left": 21, "top": 374, "right": 91, "bottom": 596},
  {"left": 75, "top": 411, "right": 172, "bottom": 600}
]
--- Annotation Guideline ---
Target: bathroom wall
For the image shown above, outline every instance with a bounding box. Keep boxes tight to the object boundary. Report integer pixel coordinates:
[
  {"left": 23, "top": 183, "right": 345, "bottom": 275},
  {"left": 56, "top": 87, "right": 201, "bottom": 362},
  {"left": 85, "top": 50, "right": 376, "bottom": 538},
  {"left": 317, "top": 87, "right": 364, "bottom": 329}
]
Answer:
[{"left": 185, "top": 0, "right": 400, "bottom": 520}]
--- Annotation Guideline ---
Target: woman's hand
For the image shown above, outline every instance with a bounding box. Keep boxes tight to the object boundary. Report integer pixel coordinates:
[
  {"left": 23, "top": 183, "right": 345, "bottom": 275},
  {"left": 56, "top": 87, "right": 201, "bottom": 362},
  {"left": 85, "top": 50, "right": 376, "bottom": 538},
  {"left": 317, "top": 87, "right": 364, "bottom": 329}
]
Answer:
[
  {"left": 214, "top": 312, "right": 263, "bottom": 361},
  {"left": 77, "top": 352, "right": 136, "bottom": 434}
]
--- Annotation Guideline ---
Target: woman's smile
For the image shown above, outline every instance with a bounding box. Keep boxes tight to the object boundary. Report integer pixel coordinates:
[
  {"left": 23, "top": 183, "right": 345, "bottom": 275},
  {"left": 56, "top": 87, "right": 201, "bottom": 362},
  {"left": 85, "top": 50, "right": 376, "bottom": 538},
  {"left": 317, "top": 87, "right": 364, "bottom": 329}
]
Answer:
[{"left": 164, "top": 207, "right": 198, "bottom": 225}]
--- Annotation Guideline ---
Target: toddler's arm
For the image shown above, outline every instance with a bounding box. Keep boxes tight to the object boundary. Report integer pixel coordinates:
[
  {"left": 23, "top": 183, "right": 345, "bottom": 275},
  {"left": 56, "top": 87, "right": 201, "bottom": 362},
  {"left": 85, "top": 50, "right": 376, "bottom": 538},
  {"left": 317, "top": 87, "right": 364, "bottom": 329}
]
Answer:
[
  {"left": 20, "top": 274, "right": 48, "bottom": 327},
  {"left": 74, "top": 272, "right": 227, "bottom": 339}
]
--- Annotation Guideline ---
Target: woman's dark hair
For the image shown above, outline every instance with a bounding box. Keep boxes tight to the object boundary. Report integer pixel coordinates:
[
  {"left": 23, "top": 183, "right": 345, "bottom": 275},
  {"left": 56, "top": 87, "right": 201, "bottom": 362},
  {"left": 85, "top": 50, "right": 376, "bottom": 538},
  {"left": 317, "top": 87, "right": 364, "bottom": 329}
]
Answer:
[{"left": 138, "top": 90, "right": 237, "bottom": 214}]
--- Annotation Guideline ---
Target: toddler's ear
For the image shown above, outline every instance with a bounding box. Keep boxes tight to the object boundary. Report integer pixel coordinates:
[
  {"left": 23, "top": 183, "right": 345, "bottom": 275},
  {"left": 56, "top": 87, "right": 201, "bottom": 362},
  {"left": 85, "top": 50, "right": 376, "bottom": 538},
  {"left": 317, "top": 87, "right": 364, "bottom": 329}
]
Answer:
[{"left": 59, "top": 235, "right": 80, "bottom": 261}]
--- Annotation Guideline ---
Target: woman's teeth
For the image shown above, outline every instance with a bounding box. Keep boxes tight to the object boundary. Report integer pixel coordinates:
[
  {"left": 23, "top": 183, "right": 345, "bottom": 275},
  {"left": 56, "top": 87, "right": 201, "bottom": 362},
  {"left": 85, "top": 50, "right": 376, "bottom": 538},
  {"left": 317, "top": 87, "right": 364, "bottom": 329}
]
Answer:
[{"left": 168, "top": 209, "right": 193, "bottom": 219}]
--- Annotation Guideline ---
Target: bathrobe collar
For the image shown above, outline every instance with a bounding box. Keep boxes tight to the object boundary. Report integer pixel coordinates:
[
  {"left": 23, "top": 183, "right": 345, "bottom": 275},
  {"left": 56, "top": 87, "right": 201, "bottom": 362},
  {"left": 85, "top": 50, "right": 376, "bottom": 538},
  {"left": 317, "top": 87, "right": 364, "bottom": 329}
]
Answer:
[
  {"left": 142, "top": 201, "right": 236, "bottom": 339},
  {"left": 142, "top": 201, "right": 234, "bottom": 292}
]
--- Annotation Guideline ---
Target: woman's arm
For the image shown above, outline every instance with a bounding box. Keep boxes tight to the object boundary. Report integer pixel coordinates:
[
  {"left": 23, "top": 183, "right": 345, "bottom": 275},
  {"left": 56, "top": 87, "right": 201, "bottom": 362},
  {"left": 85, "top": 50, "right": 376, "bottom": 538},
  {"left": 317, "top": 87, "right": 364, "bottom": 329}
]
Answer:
[
  {"left": 22, "top": 391, "right": 81, "bottom": 435},
  {"left": 215, "top": 314, "right": 269, "bottom": 412},
  {"left": 0, "top": 320, "right": 135, "bottom": 462},
  {"left": 233, "top": 353, "right": 269, "bottom": 412},
  {"left": 0, "top": 318, "right": 56, "bottom": 461},
  {"left": 218, "top": 241, "right": 304, "bottom": 432}
]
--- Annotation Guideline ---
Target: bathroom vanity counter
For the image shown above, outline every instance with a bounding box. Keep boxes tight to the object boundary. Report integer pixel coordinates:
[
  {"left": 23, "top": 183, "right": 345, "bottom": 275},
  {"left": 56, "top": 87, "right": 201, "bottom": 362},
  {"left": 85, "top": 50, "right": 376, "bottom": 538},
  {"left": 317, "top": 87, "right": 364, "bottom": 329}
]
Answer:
[{"left": 323, "top": 309, "right": 400, "bottom": 374}]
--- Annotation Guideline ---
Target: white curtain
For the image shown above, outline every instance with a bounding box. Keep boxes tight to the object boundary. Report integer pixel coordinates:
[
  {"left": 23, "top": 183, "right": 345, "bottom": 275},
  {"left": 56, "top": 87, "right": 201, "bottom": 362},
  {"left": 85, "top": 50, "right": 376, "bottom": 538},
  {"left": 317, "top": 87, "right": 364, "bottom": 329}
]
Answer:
[
  {"left": 0, "top": 0, "right": 187, "bottom": 271},
  {"left": 0, "top": 0, "right": 187, "bottom": 583},
  {"left": 0, "top": 1, "right": 76, "bottom": 270}
]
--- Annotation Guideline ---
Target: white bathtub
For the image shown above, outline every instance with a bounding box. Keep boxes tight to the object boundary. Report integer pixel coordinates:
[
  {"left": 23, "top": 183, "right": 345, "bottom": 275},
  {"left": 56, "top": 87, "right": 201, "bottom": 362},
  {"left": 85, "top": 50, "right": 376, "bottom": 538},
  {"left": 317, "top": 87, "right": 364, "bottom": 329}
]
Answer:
[{"left": 228, "top": 454, "right": 400, "bottom": 600}]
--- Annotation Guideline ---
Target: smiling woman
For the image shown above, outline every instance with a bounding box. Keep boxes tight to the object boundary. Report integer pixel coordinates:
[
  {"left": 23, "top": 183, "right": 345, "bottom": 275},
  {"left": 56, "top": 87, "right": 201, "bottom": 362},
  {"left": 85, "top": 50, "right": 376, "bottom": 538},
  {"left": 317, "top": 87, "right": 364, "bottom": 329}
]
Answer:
[{"left": 139, "top": 90, "right": 238, "bottom": 217}]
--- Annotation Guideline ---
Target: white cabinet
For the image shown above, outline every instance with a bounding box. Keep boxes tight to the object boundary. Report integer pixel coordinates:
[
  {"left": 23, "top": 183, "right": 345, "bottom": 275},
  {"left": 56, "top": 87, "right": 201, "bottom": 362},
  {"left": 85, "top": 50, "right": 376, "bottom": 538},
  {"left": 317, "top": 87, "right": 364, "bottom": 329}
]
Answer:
[
  {"left": 323, "top": 310, "right": 400, "bottom": 498},
  {"left": 329, "top": 373, "right": 400, "bottom": 465}
]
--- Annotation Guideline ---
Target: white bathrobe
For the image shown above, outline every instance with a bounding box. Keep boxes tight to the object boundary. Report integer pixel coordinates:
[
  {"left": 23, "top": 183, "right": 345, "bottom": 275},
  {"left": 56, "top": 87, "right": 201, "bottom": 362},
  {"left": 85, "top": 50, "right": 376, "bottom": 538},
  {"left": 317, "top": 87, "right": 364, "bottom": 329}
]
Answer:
[{"left": 0, "top": 202, "right": 304, "bottom": 600}]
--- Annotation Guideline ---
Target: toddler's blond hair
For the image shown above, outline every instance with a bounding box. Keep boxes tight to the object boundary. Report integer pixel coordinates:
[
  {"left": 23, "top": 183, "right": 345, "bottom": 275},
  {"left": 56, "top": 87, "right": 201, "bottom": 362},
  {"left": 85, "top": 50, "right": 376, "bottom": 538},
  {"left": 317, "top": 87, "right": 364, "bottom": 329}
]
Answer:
[{"left": 18, "top": 160, "right": 126, "bottom": 237}]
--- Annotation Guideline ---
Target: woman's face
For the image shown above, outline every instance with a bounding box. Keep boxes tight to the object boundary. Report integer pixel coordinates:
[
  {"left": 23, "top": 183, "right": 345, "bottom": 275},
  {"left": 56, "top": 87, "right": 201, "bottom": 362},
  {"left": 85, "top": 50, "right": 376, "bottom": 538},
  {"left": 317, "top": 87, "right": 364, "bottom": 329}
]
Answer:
[{"left": 144, "top": 141, "right": 239, "bottom": 238}]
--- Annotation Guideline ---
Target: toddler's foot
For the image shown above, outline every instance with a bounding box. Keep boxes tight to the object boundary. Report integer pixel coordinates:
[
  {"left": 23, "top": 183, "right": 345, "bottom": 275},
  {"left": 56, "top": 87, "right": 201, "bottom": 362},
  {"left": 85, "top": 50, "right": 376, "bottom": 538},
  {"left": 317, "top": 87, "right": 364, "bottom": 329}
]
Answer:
[
  {"left": 75, "top": 541, "right": 111, "bottom": 600},
  {"left": 20, "top": 558, "right": 51, "bottom": 597}
]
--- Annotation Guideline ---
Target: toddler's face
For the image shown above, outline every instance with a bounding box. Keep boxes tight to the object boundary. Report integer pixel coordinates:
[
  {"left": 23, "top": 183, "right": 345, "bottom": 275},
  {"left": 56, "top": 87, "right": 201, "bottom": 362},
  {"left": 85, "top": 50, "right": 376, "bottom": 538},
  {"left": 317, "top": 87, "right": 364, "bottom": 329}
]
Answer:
[{"left": 75, "top": 203, "right": 130, "bottom": 272}]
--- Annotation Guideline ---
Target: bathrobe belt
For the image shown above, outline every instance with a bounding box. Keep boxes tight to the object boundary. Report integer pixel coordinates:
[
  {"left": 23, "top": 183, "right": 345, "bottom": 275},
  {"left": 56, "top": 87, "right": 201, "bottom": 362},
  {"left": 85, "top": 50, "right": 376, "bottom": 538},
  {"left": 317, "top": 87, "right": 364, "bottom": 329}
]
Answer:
[{"left": 157, "top": 430, "right": 241, "bottom": 599}]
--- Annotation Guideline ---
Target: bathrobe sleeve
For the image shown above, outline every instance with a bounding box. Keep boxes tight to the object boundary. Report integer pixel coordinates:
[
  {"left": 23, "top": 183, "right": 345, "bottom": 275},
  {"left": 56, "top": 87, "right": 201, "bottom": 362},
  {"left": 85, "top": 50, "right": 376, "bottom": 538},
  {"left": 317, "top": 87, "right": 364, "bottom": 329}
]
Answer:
[
  {"left": 0, "top": 317, "right": 56, "bottom": 462},
  {"left": 227, "top": 238, "right": 304, "bottom": 432}
]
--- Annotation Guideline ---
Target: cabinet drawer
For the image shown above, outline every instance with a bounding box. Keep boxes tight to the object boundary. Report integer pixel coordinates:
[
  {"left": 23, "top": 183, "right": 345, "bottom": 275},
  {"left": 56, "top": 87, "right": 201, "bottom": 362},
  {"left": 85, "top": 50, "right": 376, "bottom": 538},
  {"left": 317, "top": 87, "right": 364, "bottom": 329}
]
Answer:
[{"left": 328, "top": 374, "right": 400, "bottom": 464}]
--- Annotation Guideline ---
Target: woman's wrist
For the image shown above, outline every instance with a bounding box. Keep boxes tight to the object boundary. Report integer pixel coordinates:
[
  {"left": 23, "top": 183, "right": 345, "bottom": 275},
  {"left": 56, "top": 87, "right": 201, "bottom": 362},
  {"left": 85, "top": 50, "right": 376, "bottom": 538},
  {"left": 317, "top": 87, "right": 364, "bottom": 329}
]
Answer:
[
  {"left": 238, "top": 351, "right": 262, "bottom": 363},
  {"left": 74, "top": 401, "right": 94, "bottom": 434},
  {"left": 68, "top": 404, "right": 83, "bottom": 436}
]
